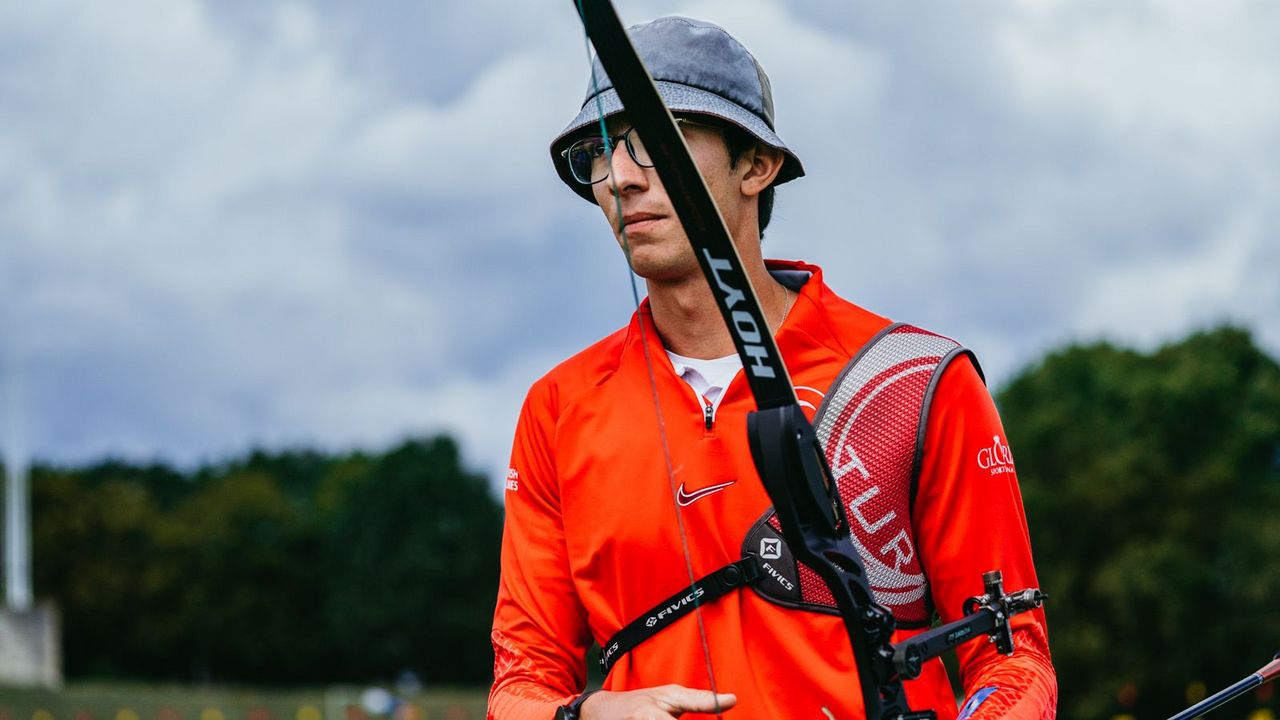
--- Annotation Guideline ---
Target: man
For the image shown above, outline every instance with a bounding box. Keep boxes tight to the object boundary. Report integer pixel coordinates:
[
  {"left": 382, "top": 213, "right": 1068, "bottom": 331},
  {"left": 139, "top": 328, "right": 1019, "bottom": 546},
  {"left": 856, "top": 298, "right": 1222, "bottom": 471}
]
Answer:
[{"left": 489, "top": 16, "right": 1055, "bottom": 720}]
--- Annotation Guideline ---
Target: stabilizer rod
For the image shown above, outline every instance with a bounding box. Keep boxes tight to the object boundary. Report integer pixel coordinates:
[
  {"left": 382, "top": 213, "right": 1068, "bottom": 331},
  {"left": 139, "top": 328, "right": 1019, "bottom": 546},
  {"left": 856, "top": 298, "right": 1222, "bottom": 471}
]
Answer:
[{"left": 1167, "top": 652, "right": 1280, "bottom": 720}]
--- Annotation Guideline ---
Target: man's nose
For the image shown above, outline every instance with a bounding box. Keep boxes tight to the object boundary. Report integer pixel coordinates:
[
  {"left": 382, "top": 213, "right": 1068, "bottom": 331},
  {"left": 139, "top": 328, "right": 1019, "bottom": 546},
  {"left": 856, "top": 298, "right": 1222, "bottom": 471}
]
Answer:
[{"left": 608, "top": 143, "right": 649, "bottom": 192}]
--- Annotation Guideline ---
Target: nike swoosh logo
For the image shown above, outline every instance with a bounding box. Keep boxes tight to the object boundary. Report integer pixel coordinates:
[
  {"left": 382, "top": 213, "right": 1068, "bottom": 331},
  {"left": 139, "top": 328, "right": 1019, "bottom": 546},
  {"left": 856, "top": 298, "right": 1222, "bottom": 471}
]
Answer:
[{"left": 675, "top": 480, "right": 737, "bottom": 506}]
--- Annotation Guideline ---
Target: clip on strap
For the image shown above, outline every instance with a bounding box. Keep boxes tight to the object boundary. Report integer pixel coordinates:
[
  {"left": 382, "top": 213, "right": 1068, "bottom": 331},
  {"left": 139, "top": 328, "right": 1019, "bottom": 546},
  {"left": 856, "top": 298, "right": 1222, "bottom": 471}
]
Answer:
[{"left": 598, "top": 557, "right": 763, "bottom": 677}]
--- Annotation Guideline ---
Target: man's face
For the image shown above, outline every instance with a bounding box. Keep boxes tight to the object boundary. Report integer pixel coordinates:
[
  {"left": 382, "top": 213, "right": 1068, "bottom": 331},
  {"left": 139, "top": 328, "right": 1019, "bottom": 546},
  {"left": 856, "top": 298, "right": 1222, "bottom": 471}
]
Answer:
[{"left": 588, "top": 115, "right": 745, "bottom": 282}]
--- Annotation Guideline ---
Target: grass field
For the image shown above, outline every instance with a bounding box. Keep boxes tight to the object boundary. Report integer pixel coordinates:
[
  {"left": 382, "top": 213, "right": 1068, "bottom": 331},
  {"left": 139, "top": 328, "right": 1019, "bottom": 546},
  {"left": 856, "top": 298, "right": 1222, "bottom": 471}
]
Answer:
[{"left": 0, "top": 684, "right": 488, "bottom": 720}]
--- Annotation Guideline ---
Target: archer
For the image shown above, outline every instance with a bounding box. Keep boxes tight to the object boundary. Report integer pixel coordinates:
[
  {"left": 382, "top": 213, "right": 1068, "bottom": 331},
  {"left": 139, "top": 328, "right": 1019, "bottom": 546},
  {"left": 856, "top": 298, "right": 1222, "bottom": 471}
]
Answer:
[{"left": 489, "top": 15, "right": 1055, "bottom": 720}]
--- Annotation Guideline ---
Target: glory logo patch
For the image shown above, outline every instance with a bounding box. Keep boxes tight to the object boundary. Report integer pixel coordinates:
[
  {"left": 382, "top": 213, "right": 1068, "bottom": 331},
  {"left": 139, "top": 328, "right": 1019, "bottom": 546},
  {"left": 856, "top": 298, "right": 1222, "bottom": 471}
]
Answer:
[{"left": 976, "top": 435, "right": 1015, "bottom": 476}]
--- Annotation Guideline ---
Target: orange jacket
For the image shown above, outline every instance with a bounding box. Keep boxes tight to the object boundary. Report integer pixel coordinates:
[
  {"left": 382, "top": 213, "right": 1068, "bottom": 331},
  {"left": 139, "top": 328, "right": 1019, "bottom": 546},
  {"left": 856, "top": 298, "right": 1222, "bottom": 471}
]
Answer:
[{"left": 489, "top": 261, "right": 1055, "bottom": 719}]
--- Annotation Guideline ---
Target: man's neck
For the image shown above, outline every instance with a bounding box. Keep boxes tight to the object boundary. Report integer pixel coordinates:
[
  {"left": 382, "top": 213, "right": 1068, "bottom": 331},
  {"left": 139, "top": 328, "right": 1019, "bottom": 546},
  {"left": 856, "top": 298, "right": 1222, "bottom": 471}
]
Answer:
[{"left": 647, "top": 258, "right": 792, "bottom": 360}]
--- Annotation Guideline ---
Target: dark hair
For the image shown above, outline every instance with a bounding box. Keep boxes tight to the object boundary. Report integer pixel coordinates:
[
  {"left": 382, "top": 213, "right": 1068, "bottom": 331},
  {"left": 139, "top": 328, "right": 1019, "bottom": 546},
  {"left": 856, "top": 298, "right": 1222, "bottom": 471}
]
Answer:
[{"left": 720, "top": 123, "right": 776, "bottom": 238}]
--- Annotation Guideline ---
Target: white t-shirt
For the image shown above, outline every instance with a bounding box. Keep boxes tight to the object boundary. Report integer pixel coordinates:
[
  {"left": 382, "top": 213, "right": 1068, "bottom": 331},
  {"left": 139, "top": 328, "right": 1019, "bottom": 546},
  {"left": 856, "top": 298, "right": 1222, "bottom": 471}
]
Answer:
[{"left": 665, "top": 351, "right": 742, "bottom": 409}]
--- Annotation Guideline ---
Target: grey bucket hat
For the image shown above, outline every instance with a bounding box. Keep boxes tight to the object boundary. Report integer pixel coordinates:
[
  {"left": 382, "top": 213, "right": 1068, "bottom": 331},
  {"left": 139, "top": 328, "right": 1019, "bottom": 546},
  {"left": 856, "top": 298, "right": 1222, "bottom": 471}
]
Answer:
[{"left": 550, "top": 16, "right": 805, "bottom": 203}]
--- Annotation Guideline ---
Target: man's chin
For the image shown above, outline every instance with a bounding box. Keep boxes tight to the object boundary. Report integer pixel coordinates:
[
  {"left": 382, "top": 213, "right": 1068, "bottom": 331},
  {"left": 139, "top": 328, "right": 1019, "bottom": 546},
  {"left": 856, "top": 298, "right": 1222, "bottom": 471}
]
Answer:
[{"left": 621, "top": 248, "right": 697, "bottom": 282}]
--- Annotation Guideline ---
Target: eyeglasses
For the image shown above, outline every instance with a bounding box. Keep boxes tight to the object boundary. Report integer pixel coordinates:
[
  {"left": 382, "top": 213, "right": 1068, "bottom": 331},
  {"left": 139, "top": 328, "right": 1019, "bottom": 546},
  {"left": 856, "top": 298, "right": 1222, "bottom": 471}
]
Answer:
[{"left": 561, "top": 118, "right": 720, "bottom": 186}]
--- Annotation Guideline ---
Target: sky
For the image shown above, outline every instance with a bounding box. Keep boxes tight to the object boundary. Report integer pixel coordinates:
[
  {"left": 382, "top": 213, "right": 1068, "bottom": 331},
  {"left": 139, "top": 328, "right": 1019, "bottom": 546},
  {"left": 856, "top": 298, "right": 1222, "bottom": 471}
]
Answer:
[{"left": 2, "top": 0, "right": 1278, "bottom": 494}]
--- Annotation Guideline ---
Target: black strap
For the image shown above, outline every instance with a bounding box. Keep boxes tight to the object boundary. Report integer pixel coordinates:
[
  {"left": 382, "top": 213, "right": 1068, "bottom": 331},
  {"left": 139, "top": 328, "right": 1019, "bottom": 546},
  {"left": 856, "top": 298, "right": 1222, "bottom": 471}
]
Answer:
[
  {"left": 598, "top": 557, "right": 763, "bottom": 676},
  {"left": 555, "top": 689, "right": 601, "bottom": 720}
]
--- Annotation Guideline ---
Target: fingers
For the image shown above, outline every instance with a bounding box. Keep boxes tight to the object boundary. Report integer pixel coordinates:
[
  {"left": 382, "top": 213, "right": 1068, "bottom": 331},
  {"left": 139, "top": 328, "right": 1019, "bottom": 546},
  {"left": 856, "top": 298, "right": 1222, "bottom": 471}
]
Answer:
[
  {"left": 654, "top": 685, "right": 738, "bottom": 714},
  {"left": 579, "top": 685, "right": 737, "bottom": 719}
]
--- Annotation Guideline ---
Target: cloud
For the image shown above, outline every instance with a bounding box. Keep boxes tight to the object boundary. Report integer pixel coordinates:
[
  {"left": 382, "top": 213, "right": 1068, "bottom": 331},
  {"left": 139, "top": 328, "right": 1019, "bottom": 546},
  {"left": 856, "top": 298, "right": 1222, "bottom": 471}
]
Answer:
[
  {"left": 0, "top": 0, "right": 638, "bottom": 485},
  {"left": 2, "top": 0, "right": 1277, "bottom": 493}
]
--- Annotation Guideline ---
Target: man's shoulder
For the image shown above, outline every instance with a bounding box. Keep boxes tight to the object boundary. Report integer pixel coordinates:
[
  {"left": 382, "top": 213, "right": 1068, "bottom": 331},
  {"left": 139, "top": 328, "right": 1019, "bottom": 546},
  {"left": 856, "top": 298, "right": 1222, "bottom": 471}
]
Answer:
[
  {"left": 809, "top": 285, "right": 982, "bottom": 377},
  {"left": 799, "top": 271, "right": 895, "bottom": 353},
  {"left": 773, "top": 260, "right": 892, "bottom": 332},
  {"left": 818, "top": 290, "right": 893, "bottom": 335},
  {"left": 793, "top": 263, "right": 971, "bottom": 355},
  {"left": 525, "top": 321, "right": 633, "bottom": 407}
]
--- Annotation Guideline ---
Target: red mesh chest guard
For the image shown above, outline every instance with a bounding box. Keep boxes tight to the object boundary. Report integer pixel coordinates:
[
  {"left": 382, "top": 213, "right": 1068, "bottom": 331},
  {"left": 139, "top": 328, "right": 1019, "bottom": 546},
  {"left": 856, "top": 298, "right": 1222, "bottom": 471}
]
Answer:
[{"left": 743, "top": 323, "right": 978, "bottom": 628}]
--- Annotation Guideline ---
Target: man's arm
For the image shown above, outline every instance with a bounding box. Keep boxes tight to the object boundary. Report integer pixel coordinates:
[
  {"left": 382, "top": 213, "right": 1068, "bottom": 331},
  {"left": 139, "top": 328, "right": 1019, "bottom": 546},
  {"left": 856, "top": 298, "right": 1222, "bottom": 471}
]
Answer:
[
  {"left": 912, "top": 355, "right": 1058, "bottom": 719},
  {"left": 489, "top": 383, "right": 594, "bottom": 719}
]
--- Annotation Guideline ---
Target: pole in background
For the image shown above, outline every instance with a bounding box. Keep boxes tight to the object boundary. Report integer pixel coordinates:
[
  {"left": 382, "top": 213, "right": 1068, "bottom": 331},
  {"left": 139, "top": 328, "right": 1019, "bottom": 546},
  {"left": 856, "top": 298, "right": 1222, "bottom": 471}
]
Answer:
[
  {"left": 3, "top": 357, "right": 33, "bottom": 611},
  {"left": 4, "top": 453, "right": 32, "bottom": 612},
  {"left": 0, "top": 350, "right": 59, "bottom": 689}
]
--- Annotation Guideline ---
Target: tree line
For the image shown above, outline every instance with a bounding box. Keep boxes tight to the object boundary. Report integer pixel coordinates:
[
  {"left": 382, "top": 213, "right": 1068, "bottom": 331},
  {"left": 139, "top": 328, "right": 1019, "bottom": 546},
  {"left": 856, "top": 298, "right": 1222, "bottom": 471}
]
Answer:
[
  {"left": 26, "top": 436, "right": 501, "bottom": 685},
  {"left": 1001, "top": 326, "right": 1280, "bottom": 719},
  {"left": 16, "top": 325, "right": 1280, "bottom": 718}
]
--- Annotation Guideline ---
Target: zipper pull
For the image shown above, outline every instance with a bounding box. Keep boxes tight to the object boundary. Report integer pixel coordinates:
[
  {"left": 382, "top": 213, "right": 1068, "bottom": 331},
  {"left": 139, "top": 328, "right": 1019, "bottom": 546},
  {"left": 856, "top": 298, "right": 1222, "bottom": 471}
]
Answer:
[{"left": 703, "top": 398, "right": 714, "bottom": 430}]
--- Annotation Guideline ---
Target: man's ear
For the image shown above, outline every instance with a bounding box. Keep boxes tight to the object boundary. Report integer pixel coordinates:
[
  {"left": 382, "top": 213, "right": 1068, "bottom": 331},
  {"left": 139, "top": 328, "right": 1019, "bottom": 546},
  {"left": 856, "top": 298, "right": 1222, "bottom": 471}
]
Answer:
[{"left": 740, "top": 144, "right": 784, "bottom": 198}]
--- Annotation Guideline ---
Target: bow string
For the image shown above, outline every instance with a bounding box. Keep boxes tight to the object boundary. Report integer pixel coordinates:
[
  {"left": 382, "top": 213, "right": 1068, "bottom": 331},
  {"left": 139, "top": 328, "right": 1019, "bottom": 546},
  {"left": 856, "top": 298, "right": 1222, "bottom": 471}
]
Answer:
[{"left": 572, "top": 2, "right": 734, "bottom": 716}]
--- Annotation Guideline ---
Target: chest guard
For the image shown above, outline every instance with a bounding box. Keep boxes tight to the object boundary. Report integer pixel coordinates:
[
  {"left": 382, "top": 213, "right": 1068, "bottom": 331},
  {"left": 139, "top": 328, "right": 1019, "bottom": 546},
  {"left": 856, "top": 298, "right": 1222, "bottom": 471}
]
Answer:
[{"left": 742, "top": 323, "right": 979, "bottom": 628}]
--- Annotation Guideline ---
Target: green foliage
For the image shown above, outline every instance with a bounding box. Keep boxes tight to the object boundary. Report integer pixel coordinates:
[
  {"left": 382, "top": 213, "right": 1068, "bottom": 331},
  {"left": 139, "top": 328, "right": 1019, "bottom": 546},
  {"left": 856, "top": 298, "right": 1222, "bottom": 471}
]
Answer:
[
  {"left": 33, "top": 469, "right": 168, "bottom": 676},
  {"left": 998, "top": 326, "right": 1280, "bottom": 719},
  {"left": 30, "top": 436, "right": 502, "bottom": 686},
  {"left": 319, "top": 438, "right": 501, "bottom": 681}
]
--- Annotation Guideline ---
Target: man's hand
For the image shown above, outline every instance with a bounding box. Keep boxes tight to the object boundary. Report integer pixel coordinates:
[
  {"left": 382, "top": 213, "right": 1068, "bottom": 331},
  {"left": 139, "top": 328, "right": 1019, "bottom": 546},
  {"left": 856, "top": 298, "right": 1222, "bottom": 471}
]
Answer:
[{"left": 580, "top": 685, "right": 737, "bottom": 719}]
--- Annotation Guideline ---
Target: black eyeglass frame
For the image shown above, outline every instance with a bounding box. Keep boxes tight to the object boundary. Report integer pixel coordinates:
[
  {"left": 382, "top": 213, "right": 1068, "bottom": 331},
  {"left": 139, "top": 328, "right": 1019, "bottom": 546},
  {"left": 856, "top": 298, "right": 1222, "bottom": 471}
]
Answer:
[{"left": 560, "top": 117, "right": 722, "bottom": 186}]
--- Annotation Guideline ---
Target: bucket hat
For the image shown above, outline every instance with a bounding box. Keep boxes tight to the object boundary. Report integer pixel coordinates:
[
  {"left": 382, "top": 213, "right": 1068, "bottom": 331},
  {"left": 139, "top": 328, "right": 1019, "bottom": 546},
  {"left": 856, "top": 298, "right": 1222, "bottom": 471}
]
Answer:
[{"left": 550, "top": 16, "right": 805, "bottom": 203}]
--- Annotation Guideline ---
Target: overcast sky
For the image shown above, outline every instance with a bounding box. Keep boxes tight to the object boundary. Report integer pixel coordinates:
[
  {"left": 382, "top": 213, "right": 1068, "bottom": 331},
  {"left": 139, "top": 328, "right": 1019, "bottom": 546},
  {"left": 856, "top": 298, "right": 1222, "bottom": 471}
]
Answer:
[{"left": 2, "top": 0, "right": 1277, "bottom": 493}]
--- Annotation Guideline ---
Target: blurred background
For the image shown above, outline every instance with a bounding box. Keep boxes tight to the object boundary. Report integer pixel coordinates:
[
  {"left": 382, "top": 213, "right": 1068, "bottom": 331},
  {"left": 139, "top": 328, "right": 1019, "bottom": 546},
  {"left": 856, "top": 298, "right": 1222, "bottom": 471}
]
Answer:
[{"left": 1, "top": 1, "right": 1278, "bottom": 719}]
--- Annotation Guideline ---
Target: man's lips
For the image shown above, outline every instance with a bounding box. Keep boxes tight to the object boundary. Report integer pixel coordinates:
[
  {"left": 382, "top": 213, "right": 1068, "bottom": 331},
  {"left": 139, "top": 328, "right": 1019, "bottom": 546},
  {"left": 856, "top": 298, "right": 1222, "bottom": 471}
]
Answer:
[{"left": 621, "top": 212, "right": 664, "bottom": 230}]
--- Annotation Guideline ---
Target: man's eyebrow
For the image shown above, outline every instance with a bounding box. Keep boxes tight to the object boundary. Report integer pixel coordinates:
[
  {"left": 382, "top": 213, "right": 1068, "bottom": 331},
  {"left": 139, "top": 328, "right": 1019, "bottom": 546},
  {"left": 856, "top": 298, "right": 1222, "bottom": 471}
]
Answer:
[{"left": 603, "top": 116, "right": 632, "bottom": 134}]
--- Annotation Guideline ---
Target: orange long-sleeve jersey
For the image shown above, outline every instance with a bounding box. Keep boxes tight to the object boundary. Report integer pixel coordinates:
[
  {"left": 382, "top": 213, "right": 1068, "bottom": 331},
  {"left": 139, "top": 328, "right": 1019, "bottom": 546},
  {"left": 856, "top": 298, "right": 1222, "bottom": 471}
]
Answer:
[{"left": 489, "top": 261, "right": 1055, "bottom": 719}]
